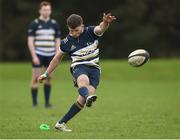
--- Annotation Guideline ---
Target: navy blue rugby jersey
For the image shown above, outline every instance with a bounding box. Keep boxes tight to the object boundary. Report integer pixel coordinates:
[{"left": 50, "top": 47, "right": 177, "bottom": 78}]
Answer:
[
  {"left": 28, "top": 18, "right": 61, "bottom": 56},
  {"left": 60, "top": 26, "right": 101, "bottom": 69}
]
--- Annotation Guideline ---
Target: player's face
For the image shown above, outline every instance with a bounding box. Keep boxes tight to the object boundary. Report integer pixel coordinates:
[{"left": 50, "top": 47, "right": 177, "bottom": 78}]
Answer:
[
  {"left": 39, "top": 5, "right": 51, "bottom": 19},
  {"left": 68, "top": 25, "right": 84, "bottom": 38}
]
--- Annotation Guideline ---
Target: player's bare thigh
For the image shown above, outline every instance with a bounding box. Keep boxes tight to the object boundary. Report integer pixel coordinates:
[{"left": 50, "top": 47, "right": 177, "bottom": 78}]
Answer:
[
  {"left": 77, "top": 74, "right": 96, "bottom": 94},
  {"left": 77, "top": 74, "right": 89, "bottom": 87}
]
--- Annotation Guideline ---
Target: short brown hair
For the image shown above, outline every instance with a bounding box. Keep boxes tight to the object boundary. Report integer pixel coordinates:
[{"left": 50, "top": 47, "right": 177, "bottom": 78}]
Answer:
[
  {"left": 39, "top": 1, "right": 51, "bottom": 9},
  {"left": 67, "top": 14, "right": 83, "bottom": 29}
]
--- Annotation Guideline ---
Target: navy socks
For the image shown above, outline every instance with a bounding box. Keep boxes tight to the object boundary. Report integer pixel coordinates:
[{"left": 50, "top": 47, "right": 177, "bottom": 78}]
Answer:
[
  {"left": 59, "top": 102, "right": 83, "bottom": 124},
  {"left": 31, "top": 88, "right": 38, "bottom": 106},
  {"left": 44, "top": 84, "right": 51, "bottom": 105}
]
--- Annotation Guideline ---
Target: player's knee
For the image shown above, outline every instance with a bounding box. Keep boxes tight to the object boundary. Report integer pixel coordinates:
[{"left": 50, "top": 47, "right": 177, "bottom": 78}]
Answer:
[
  {"left": 77, "top": 75, "right": 89, "bottom": 87},
  {"left": 32, "top": 77, "right": 38, "bottom": 84},
  {"left": 31, "top": 76, "right": 39, "bottom": 86},
  {"left": 31, "top": 81, "right": 38, "bottom": 88},
  {"left": 78, "top": 82, "right": 88, "bottom": 88}
]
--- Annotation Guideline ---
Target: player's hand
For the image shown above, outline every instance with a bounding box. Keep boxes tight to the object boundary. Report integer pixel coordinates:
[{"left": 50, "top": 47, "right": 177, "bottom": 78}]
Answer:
[
  {"left": 38, "top": 72, "right": 48, "bottom": 83},
  {"left": 33, "top": 56, "right": 40, "bottom": 65},
  {"left": 103, "top": 13, "right": 116, "bottom": 24}
]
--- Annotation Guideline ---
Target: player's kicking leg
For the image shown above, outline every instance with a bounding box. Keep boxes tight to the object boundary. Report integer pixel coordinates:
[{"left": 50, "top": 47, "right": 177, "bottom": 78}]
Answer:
[
  {"left": 55, "top": 99, "right": 84, "bottom": 132},
  {"left": 55, "top": 87, "right": 96, "bottom": 127},
  {"left": 55, "top": 66, "right": 99, "bottom": 132},
  {"left": 77, "top": 74, "right": 97, "bottom": 107}
]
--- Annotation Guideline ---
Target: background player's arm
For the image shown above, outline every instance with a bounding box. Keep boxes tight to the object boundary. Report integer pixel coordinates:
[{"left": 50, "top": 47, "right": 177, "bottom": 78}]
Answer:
[
  {"left": 54, "top": 22, "right": 61, "bottom": 54},
  {"left": 94, "top": 13, "right": 116, "bottom": 36},
  {"left": 27, "top": 36, "right": 40, "bottom": 64},
  {"left": 38, "top": 49, "right": 64, "bottom": 82}
]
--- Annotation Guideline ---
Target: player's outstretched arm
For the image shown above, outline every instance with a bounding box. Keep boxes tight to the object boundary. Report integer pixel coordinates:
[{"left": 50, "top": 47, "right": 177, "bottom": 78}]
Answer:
[
  {"left": 38, "top": 49, "right": 64, "bottom": 83},
  {"left": 94, "top": 13, "right": 116, "bottom": 36},
  {"left": 55, "top": 38, "right": 61, "bottom": 54}
]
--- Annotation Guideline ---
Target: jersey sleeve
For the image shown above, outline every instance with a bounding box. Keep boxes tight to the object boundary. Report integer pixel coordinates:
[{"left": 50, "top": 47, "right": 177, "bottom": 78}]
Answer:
[
  {"left": 54, "top": 22, "right": 61, "bottom": 39},
  {"left": 60, "top": 37, "right": 71, "bottom": 53},
  {"left": 27, "top": 21, "right": 37, "bottom": 37},
  {"left": 87, "top": 26, "right": 100, "bottom": 40}
]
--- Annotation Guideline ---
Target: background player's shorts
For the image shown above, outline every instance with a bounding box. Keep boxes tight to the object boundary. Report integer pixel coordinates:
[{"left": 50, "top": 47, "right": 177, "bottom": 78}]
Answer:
[
  {"left": 32, "top": 54, "right": 54, "bottom": 68},
  {"left": 70, "top": 65, "right": 100, "bottom": 89}
]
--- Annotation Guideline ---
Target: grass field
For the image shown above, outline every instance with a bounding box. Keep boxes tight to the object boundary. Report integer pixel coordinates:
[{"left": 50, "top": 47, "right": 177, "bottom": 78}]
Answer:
[{"left": 0, "top": 59, "right": 180, "bottom": 139}]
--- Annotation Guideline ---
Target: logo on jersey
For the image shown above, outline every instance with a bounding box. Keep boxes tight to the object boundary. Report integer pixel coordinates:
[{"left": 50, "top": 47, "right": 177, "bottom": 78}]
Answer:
[
  {"left": 38, "top": 25, "right": 43, "bottom": 29},
  {"left": 86, "top": 42, "right": 93, "bottom": 46},
  {"left": 71, "top": 45, "right": 76, "bottom": 51},
  {"left": 28, "top": 29, "right": 33, "bottom": 33},
  {"left": 81, "top": 49, "right": 96, "bottom": 56},
  {"left": 63, "top": 37, "right": 68, "bottom": 44}
]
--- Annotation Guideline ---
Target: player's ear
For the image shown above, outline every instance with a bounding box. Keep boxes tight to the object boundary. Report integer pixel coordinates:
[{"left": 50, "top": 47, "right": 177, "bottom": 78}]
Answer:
[
  {"left": 81, "top": 24, "right": 84, "bottom": 32},
  {"left": 81, "top": 24, "right": 85, "bottom": 30}
]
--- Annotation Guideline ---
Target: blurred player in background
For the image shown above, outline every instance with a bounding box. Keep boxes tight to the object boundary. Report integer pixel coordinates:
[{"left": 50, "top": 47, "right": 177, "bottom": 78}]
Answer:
[
  {"left": 38, "top": 13, "right": 116, "bottom": 131},
  {"left": 27, "top": 1, "right": 61, "bottom": 108}
]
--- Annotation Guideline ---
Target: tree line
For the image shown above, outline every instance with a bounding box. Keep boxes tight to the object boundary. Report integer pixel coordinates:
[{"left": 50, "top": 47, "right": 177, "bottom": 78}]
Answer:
[{"left": 0, "top": 0, "right": 180, "bottom": 61}]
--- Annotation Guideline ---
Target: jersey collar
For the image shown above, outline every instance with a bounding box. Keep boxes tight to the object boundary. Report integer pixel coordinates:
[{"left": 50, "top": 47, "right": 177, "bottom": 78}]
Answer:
[{"left": 38, "top": 16, "right": 51, "bottom": 23}]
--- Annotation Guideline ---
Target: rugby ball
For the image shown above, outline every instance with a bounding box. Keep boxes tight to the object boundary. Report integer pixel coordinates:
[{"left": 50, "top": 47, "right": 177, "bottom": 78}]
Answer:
[{"left": 128, "top": 49, "right": 150, "bottom": 67}]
